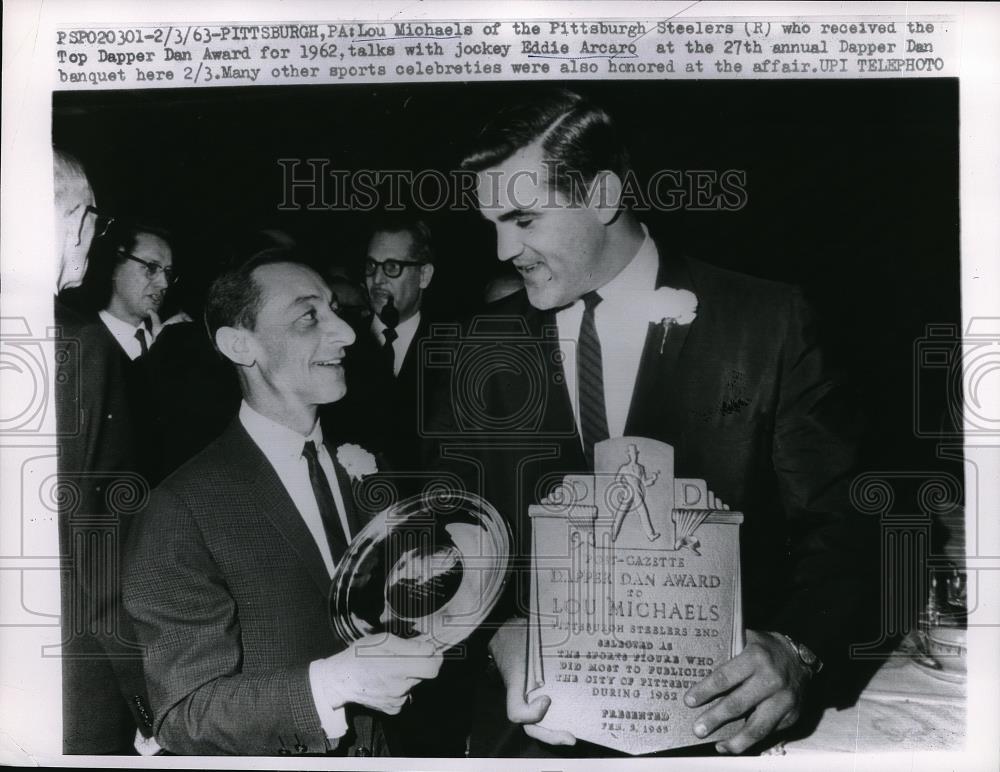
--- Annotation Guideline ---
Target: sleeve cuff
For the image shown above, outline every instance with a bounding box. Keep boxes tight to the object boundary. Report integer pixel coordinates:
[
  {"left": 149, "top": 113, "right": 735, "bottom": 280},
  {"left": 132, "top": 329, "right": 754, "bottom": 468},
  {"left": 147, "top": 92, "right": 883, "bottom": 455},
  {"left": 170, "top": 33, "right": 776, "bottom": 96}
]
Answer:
[
  {"left": 133, "top": 728, "right": 162, "bottom": 755},
  {"left": 308, "top": 660, "right": 349, "bottom": 740}
]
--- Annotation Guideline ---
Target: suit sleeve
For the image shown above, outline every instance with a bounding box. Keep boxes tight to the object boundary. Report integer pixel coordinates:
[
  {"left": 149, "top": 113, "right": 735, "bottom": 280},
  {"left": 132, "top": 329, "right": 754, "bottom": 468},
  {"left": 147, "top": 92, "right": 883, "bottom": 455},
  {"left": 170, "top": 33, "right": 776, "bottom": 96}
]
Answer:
[
  {"left": 768, "top": 288, "right": 874, "bottom": 673},
  {"left": 123, "top": 486, "right": 328, "bottom": 755}
]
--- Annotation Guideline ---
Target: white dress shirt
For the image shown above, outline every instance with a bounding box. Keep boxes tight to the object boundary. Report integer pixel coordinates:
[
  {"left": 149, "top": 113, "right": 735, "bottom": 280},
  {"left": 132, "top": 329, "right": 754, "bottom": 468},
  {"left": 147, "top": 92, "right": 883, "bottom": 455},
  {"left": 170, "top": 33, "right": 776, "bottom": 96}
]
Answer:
[
  {"left": 99, "top": 309, "right": 151, "bottom": 360},
  {"left": 238, "top": 401, "right": 351, "bottom": 740},
  {"left": 371, "top": 310, "right": 421, "bottom": 377},
  {"left": 555, "top": 225, "right": 660, "bottom": 442}
]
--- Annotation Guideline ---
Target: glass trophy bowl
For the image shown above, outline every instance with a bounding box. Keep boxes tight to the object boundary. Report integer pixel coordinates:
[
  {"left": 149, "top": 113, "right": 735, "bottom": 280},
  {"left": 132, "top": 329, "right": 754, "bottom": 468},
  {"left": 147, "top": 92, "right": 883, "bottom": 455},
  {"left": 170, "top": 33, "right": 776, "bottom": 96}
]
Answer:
[{"left": 329, "top": 491, "right": 511, "bottom": 651}]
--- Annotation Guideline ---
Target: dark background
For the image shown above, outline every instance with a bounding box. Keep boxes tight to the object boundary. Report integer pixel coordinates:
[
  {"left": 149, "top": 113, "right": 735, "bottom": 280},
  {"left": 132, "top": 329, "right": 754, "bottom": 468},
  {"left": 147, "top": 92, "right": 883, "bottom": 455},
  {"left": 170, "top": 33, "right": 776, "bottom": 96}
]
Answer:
[{"left": 53, "top": 78, "right": 961, "bottom": 481}]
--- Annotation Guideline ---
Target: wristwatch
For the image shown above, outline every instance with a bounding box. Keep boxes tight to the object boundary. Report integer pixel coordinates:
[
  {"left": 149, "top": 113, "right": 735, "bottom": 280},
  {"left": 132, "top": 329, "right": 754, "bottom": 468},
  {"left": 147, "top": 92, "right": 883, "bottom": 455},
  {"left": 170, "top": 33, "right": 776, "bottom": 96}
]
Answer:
[{"left": 776, "top": 633, "right": 823, "bottom": 676}]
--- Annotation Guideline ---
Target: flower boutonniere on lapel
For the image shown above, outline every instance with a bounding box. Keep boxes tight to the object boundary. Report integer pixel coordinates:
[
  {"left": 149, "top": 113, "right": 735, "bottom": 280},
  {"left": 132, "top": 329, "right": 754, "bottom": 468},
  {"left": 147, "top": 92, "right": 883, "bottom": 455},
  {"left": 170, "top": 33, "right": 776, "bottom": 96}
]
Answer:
[
  {"left": 336, "top": 444, "right": 378, "bottom": 481},
  {"left": 647, "top": 287, "right": 698, "bottom": 354}
]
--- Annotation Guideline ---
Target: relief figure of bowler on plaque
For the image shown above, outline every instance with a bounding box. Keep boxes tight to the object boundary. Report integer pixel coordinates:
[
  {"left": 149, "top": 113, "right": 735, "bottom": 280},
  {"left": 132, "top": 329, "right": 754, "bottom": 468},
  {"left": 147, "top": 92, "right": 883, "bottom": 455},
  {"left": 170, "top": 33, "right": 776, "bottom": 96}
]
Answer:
[{"left": 528, "top": 437, "right": 744, "bottom": 755}]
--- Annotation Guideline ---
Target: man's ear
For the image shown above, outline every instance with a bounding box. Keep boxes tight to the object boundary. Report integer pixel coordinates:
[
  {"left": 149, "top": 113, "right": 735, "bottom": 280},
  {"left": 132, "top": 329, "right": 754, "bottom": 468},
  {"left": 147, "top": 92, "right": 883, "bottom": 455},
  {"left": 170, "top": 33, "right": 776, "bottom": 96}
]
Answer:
[
  {"left": 419, "top": 262, "right": 435, "bottom": 290},
  {"left": 215, "top": 325, "right": 256, "bottom": 368},
  {"left": 589, "top": 170, "right": 624, "bottom": 226}
]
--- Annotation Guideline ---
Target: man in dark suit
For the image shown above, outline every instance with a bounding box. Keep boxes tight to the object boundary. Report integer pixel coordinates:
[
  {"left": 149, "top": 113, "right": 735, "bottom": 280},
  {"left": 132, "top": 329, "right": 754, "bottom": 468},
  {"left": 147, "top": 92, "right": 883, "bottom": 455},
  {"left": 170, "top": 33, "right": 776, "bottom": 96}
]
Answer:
[
  {"left": 324, "top": 215, "right": 438, "bottom": 470},
  {"left": 90, "top": 225, "right": 191, "bottom": 485},
  {"left": 123, "top": 252, "right": 442, "bottom": 755},
  {"left": 97, "top": 227, "right": 177, "bottom": 362},
  {"left": 86, "top": 223, "right": 236, "bottom": 483},
  {"left": 427, "top": 89, "right": 871, "bottom": 756},
  {"left": 53, "top": 149, "right": 156, "bottom": 754},
  {"left": 365, "top": 216, "right": 435, "bottom": 463}
]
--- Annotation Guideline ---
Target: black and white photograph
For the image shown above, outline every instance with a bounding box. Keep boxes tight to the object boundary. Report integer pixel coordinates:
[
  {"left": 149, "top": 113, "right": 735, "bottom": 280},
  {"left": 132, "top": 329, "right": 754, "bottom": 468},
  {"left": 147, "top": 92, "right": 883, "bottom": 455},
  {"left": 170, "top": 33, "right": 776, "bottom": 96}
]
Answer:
[{"left": 2, "top": 2, "right": 998, "bottom": 768}]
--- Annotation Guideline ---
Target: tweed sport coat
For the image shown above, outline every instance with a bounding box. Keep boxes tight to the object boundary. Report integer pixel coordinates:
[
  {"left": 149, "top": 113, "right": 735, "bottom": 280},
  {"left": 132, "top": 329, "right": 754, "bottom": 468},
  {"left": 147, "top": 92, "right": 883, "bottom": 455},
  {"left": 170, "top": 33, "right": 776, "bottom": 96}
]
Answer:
[{"left": 123, "top": 417, "right": 383, "bottom": 756}]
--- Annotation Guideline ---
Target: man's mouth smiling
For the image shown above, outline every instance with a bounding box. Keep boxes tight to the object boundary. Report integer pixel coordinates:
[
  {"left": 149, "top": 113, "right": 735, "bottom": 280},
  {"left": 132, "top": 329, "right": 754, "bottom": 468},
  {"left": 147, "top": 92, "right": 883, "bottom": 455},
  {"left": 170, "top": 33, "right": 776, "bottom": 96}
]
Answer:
[{"left": 516, "top": 260, "right": 545, "bottom": 277}]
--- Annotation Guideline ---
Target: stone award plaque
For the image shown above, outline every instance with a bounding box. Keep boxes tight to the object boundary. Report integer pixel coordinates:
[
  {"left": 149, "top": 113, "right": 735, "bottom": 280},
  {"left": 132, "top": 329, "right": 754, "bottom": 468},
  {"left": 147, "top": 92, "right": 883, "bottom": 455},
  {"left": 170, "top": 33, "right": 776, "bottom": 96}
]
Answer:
[{"left": 527, "top": 437, "right": 744, "bottom": 755}]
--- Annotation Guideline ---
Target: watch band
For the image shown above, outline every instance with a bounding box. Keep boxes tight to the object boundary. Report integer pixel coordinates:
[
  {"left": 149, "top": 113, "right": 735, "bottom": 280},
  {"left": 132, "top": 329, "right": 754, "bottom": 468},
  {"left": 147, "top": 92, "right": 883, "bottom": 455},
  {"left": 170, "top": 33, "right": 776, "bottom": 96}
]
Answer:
[{"left": 776, "top": 633, "right": 823, "bottom": 675}]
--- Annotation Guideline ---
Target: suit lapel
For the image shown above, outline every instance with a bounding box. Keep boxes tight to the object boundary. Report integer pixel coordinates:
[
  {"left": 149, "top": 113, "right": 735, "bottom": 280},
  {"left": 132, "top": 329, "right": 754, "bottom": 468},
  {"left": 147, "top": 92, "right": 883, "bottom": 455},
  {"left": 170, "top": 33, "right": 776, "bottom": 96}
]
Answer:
[
  {"left": 624, "top": 242, "right": 696, "bottom": 436},
  {"left": 223, "top": 421, "right": 332, "bottom": 596},
  {"left": 397, "top": 314, "right": 428, "bottom": 383}
]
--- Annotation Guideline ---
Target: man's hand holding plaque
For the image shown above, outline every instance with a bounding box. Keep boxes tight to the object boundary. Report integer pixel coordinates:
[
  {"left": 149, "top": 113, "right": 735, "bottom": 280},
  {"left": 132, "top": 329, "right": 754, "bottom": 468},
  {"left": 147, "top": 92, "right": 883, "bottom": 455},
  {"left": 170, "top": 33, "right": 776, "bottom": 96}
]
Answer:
[
  {"left": 520, "top": 437, "right": 760, "bottom": 755},
  {"left": 490, "top": 617, "right": 577, "bottom": 746},
  {"left": 495, "top": 620, "right": 814, "bottom": 754},
  {"left": 684, "top": 629, "right": 813, "bottom": 754}
]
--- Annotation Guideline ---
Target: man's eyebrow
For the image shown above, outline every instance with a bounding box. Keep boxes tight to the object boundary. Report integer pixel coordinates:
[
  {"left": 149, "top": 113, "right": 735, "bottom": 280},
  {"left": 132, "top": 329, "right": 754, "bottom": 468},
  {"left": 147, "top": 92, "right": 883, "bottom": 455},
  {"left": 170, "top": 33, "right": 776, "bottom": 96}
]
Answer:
[
  {"left": 285, "top": 293, "right": 323, "bottom": 311},
  {"left": 496, "top": 208, "right": 537, "bottom": 223}
]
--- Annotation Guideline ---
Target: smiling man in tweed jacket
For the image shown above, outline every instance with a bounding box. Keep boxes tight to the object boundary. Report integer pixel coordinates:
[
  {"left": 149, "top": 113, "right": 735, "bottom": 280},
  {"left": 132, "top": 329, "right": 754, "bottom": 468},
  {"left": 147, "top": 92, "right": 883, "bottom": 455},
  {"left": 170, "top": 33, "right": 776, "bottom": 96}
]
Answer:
[{"left": 123, "top": 251, "right": 442, "bottom": 756}]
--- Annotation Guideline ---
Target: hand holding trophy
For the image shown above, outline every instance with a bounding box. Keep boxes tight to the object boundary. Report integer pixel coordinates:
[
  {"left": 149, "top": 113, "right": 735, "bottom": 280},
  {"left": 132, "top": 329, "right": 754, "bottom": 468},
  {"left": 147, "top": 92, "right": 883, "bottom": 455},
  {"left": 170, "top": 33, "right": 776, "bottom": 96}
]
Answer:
[{"left": 330, "top": 490, "right": 511, "bottom": 652}]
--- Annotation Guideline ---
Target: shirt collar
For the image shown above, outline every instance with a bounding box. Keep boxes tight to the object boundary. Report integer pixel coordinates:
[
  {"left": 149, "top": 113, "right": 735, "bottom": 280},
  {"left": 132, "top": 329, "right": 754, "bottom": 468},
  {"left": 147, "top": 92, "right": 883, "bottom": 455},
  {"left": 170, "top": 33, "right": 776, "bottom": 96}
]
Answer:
[
  {"left": 99, "top": 309, "right": 145, "bottom": 339},
  {"left": 239, "top": 400, "right": 323, "bottom": 466},
  {"left": 371, "top": 309, "right": 421, "bottom": 339},
  {"left": 598, "top": 223, "right": 659, "bottom": 305}
]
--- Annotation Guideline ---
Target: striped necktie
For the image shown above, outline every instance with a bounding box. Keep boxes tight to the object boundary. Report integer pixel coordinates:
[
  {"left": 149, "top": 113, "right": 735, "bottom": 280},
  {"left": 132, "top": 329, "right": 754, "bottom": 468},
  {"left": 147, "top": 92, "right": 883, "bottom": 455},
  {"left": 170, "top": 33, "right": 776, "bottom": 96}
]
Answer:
[{"left": 577, "top": 290, "right": 609, "bottom": 468}]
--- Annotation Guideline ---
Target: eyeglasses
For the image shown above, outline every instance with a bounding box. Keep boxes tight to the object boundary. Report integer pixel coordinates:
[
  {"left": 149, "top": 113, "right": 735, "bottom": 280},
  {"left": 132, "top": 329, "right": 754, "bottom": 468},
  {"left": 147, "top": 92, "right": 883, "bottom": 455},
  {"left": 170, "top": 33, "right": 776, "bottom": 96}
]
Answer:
[
  {"left": 119, "top": 250, "right": 178, "bottom": 284},
  {"left": 364, "top": 258, "right": 424, "bottom": 279},
  {"left": 79, "top": 205, "right": 117, "bottom": 242}
]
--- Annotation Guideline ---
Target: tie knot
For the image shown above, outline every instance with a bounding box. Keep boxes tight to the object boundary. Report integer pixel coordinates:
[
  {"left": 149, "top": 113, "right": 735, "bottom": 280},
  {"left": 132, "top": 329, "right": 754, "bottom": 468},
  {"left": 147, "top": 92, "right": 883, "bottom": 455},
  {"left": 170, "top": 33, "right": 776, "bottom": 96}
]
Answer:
[
  {"left": 383, "top": 327, "right": 398, "bottom": 345},
  {"left": 302, "top": 440, "right": 319, "bottom": 461},
  {"left": 134, "top": 327, "right": 149, "bottom": 355},
  {"left": 582, "top": 290, "right": 603, "bottom": 312}
]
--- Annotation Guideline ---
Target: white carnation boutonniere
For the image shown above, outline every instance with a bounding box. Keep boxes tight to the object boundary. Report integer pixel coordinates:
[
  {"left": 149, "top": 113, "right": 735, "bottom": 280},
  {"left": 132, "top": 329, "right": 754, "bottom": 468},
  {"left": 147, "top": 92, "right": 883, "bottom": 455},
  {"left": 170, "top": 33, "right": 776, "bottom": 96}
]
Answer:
[
  {"left": 336, "top": 443, "right": 378, "bottom": 481},
  {"left": 647, "top": 287, "right": 698, "bottom": 354}
]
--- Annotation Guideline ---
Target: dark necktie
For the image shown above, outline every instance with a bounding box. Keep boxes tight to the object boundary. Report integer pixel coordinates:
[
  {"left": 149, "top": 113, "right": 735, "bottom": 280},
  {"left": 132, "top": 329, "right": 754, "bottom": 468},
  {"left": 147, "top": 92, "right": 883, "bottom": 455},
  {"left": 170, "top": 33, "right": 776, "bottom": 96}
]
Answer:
[
  {"left": 301, "top": 440, "right": 349, "bottom": 564},
  {"left": 382, "top": 326, "right": 398, "bottom": 376},
  {"left": 134, "top": 327, "right": 149, "bottom": 356},
  {"left": 577, "top": 290, "right": 609, "bottom": 468}
]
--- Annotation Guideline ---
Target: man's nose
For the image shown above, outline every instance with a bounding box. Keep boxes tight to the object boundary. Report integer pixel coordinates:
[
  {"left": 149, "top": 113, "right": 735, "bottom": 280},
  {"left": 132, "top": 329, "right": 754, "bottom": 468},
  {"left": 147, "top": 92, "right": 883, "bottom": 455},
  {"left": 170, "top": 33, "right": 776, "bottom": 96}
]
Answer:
[
  {"left": 151, "top": 268, "right": 170, "bottom": 290},
  {"left": 324, "top": 308, "right": 356, "bottom": 346},
  {"left": 496, "top": 226, "right": 524, "bottom": 262}
]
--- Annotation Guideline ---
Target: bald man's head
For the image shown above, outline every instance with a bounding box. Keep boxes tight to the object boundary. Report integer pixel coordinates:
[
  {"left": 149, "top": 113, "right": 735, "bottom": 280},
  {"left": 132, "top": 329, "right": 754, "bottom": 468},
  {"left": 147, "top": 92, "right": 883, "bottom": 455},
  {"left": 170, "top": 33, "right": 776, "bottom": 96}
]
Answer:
[{"left": 53, "top": 149, "right": 96, "bottom": 292}]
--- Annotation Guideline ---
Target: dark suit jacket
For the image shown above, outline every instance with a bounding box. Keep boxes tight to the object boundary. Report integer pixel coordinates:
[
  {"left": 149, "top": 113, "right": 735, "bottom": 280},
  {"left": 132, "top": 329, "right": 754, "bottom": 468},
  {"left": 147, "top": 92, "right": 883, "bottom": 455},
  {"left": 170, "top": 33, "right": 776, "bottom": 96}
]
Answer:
[
  {"left": 88, "top": 316, "right": 164, "bottom": 486},
  {"left": 89, "top": 318, "right": 239, "bottom": 487},
  {"left": 54, "top": 297, "right": 154, "bottom": 753},
  {"left": 424, "top": 248, "right": 870, "bottom": 697},
  {"left": 123, "top": 418, "right": 384, "bottom": 756},
  {"left": 141, "top": 321, "right": 241, "bottom": 479}
]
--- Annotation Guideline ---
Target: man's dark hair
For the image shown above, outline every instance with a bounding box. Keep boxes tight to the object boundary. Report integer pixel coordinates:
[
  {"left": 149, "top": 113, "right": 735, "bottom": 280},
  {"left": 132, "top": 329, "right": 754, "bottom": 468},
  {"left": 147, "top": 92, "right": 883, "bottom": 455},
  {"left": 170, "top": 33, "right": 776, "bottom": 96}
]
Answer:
[
  {"left": 368, "top": 213, "right": 434, "bottom": 265},
  {"left": 204, "top": 247, "right": 307, "bottom": 346},
  {"left": 74, "top": 222, "right": 173, "bottom": 311},
  {"left": 460, "top": 89, "right": 630, "bottom": 203}
]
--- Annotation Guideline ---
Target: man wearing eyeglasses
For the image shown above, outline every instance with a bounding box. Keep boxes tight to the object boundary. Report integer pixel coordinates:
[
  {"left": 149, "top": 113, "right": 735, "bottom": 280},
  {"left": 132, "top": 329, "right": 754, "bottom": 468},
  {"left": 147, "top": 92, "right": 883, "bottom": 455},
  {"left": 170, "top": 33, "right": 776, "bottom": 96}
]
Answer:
[
  {"left": 364, "top": 217, "right": 435, "bottom": 383},
  {"left": 327, "top": 216, "right": 437, "bottom": 466},
  {"left": 99, "top": 229, "right": 181, "bottom": 360},
  {"left": 95, "top": 225, "right": 209, "bottom": 490}
]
